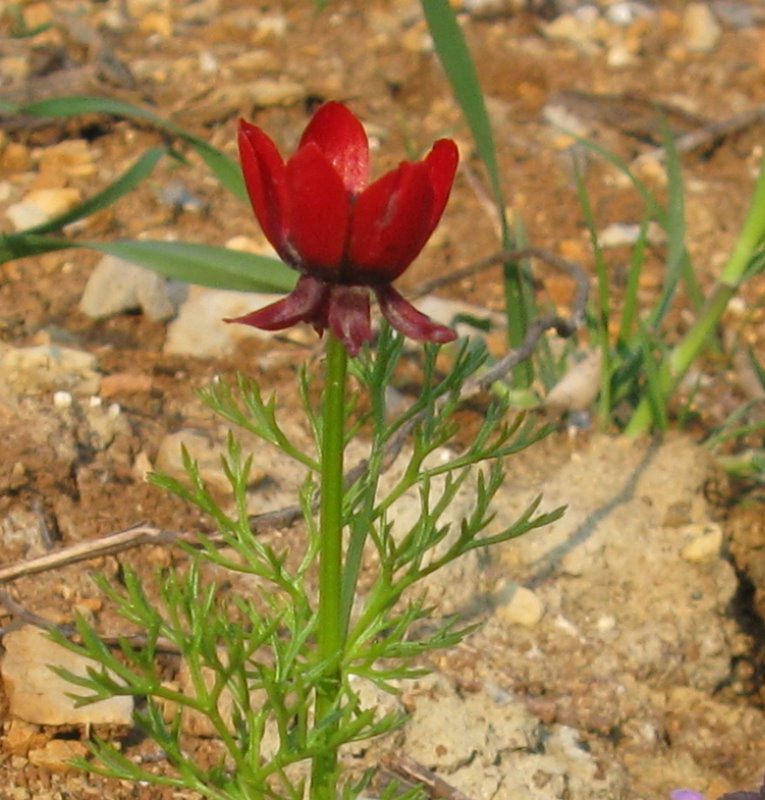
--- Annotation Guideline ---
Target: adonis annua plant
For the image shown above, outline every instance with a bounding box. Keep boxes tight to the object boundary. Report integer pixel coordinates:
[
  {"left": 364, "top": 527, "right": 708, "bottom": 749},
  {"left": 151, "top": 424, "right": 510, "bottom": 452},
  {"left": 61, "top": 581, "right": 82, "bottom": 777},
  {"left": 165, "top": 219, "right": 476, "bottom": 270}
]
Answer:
[{"left": 54, "top": 103, "right": 561, "bottom": 800}]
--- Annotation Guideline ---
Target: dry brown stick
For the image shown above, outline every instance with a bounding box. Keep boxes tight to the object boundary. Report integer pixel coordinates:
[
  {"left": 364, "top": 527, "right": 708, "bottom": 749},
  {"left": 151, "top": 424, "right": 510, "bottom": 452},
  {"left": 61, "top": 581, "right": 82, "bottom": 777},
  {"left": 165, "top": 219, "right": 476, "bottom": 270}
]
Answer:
[
  {"left": 636, "top": 102, "right": 765, "bottom": 163},
  {"left": 0, "top": 589, "right": 61, "bottom": 633},
  {"left": 0, "top": 588, "right": 185, "bottom": 653},
  {"left": 382, "top": 753, "right": 475, "bottom": 800},
  {"left": 0, "top": 499, "right": 304, "bottom": 585}
]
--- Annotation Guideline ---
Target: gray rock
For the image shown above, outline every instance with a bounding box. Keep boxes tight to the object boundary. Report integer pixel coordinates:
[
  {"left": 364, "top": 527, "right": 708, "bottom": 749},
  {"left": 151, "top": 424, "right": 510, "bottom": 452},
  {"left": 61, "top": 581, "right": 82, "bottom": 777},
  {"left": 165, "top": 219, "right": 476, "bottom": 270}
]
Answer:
[
  {"left": 163, "top": 286, "right": 279, "bottom": 358},
  {"left": 5, "top": 189, "right": 82, "bottom": 232},
  {"left": 493, "top": 580, "right": 546, "bottom": 628},
  {"left": 682, "top": 3, "right": 722, "bottom": 52},
  {"left": 80, "top": 254, "right": 182, "bottom": 322},
  {"left": 2, "top": 626, "right": 133, "bottom": 726},
  {"left": 401, "top": 674, "right": 626, "bottom": 799},
  {"left": 0, "top": 343, "right": 100, "bottom": 395}
]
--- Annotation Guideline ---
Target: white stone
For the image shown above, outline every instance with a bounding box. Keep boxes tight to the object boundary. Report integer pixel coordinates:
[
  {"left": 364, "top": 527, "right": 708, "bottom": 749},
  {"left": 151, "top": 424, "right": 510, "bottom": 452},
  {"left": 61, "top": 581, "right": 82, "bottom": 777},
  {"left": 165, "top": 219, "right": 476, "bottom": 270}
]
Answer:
[
  {"left": 545, "top": 349, "right": 602, "bottom": 413},
  {"left": 682, "top": 3, "right": 722, "bottom": 53},
  {"left": 1, "top": 627, "right": 133, "bottom": 726},
  {"left": 494, "top": 581, "right": 545, "bottom": 628},
  {"left": 79, "top": 254, "right": 181, "bottom": 322},
  {"left": 52, "top": 390, "right": 72, "bottom": 409},
  {"left": 198, "top": 50, "right": 218, "bottom": 75},
  {"left": 680, "top": 523, "right": 723, "bottom": 562},
  {"left": 249, "top": 79, "right": 305, "bottom": 107},
  {"left": 0, "top": 343, "right": 100, "bottom": 395},
  {"left": 598, "top": 221, "right": 666, "bottom": 248},
  {"left": 164, "top": 286, "right": 280, "bottom": 357},
  {"left": 607, "top": 41, "right": 638, "bottom": 68},
  {"left": 5, "top": 189, "right": 81, "bottom": 231}
]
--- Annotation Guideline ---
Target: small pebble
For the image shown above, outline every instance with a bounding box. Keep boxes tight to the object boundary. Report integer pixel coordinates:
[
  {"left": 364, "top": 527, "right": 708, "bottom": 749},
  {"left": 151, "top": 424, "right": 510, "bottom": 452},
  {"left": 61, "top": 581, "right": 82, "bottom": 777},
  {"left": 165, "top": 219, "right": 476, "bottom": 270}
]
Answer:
[
  {"left": 680, "top": 524, "right": 723, "bottom": 562},
  {"left": 249, "top": 78, "right": 306, "bottom": 107},
  {"left": 598, "top": 221, "right": 666, "bottom": 248},
  {"left": 52, "top": 390, "right": 72, "bottom": 409},
  {"left": 682, "top": 3, "right": 722, "bottom": 52},
  {"left": 545, "top": 349, "right": 602, "bottom": 413},
  {"left": 494, "top": 581, "right": 545, "bottom": 628},
  {"left": 80, "top": 254, "right": 180, "bottom": 322},
  {"left": 5, "top": 188, "right": 82, "bottom": 231}
]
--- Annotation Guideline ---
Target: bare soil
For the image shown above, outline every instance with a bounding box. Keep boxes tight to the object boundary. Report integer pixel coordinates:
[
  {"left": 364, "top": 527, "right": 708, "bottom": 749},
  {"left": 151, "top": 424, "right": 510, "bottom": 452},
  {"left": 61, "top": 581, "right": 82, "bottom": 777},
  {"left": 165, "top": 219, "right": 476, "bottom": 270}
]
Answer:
[{"left": 1, "top": 1, "right": 765, "bottom": 798}]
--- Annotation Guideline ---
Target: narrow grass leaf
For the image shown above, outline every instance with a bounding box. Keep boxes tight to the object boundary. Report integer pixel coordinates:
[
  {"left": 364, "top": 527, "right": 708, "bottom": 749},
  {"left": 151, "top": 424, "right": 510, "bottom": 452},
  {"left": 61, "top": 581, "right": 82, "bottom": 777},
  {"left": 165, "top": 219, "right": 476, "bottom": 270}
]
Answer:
[
  {"left": 0, "top": 234, "right": 295, "bottom": 293},
  {"left": 568, "top": 134, "right": 661, "bottom": 217},
  {"left": 648, "top": 126, "right": 699, "bottom": 326},
  {"left": 618, "top": 216, "right": 649, "bottom": 345},
  {"left": 88, "top": 240, "right": 295, "bottom": 292},
  {"left": 747, "top": 346, "right": 765, "bottom": 391},
  {"left": 421, "top": 0, "right": 533, "bottom": 386},
  {"left": 573, "top": 161, "right": 612, "bottom": 425},
  {"left": 5, "top": 96, "right": 246, "bottom": 200},
  {"left": 722, "top": 154, "right": 765, "bottom": 284},
  {"left": 636, "top": 321, "right": 668, "bottom": 430},
  {"left": 20, "top": 147, "right": 167, "bottom": 236},
  {"left": 420, "top": 1, "right": 505, "bottom": 219}
]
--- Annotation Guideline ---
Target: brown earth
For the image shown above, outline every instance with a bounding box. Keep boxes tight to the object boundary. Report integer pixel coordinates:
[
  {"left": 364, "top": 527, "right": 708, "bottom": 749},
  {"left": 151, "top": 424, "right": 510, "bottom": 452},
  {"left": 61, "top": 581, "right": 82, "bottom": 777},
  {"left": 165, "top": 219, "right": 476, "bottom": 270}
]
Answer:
[{"left": 1, "top": 1, "right": 765, "bottom": 798}]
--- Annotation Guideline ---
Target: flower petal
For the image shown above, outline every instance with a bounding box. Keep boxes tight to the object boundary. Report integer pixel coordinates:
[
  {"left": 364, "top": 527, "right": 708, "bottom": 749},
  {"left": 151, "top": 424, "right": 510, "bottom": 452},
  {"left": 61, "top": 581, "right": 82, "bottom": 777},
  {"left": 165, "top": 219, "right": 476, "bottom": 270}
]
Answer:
[
  {"left": 346, "top": 139, "right": 458, "bottom": 284},
  {"left": 328, "top": 285, "right": 373, "bottom": 357},
  {"left": 238, "top": 119, "right": 289, "bottom": 261},
  {"left": 284, "top": 143, "right": 350, "bottom": 275},
  {"left": 224, "top": 275, "right": 329, "bottom": 331},
  {"left": 423, "top": 139, "right": 459, "bottom": 235},
  {"left": 375, "top": 285, "right": 457, "bottom": 344},
  {"left": 298, "top": 102, "right": 370, "bottom": 194},
  {"left": 348, "top": 161, "right": 435, "bottom": 283}
]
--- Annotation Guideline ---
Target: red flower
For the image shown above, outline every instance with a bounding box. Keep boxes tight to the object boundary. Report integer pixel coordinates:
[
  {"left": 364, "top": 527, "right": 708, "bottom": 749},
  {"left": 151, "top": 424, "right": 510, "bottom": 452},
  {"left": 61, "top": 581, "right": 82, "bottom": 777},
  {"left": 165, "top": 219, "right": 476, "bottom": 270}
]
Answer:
[{"left": 227, "top": 102, "right": 459, "bottom": 356}]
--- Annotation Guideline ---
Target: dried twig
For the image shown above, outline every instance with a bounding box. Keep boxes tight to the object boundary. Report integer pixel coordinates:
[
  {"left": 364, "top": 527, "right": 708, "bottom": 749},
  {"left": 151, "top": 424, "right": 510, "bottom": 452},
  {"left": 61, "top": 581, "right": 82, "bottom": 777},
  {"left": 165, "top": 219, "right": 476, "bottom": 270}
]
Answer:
[
  {"left": 635, "top": 102, "right": 765, "bottom": 163},
  {"left": 382, "top": 753, "right": 475, "bottom": 800},
  {"left": 0, "top": 501, "right": 306, "bottom": 585},
  {"left": 0, "top": 589, "right": 61, "bottom": 634}
]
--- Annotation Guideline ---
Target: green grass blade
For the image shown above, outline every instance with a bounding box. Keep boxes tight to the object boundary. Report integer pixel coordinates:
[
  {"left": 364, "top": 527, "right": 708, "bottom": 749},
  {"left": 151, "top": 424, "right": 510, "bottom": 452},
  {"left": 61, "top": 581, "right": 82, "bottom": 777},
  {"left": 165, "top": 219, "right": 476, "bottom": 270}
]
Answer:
[
  {"left": 566, "top": 126, "right": 703, "bottom": 318},
  {"left": 568, "top": 133, "right": 660, "bottom": 214},
  {"left": 4, "top": 96, "right": 246, "bottom": 200},
  {"left": 420, "top": 1, "right": 505, "bottom": 224},
  {"left": 0, "top": 233, "right": 71, "bottom": 262},
  {"left": 722, "top": 154, "right": 765, "bottom": 284},
  {"left": 573, "top": 161, "right": 612, "bottom": 426},
  {"left": 88, "top": 240, "right": 295, "bottom": 291},
  {"left": 647, "top": 126, "right": 693, "bottom": 327},
  {"left": 20, "top": 147, "right": 167, "bottom": 236},
  {"left": 421, "top": 0, "right": 532, "bottom": 385},
  {"left": 0, "top": 234, "right": 295, "bottom": 293},
  {"left": 618, "top": 217, "right": 649, "bottom": 345},
  {"left": 636, "top": 322, "right": 668, "bottom": 431}
]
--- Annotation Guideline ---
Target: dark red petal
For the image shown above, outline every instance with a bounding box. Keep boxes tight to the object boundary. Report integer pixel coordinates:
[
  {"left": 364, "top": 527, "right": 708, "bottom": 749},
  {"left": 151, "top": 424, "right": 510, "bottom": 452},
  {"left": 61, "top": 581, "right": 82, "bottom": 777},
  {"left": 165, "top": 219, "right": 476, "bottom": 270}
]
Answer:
[
  {"left": 298, "top": 102, "right": 370, "bottom": 194},
  {"left": 423, "top": 139, "right": 459, "bottom": 234},
  {"left": 375, "top": 285, "right": 457, "bottom": 344},
  {"left": 224, "top": 275, "right": 329, "bottom": 332},
  {"left": 348, "top": 161, "right": 435, "bottom": 284},
  {"left": 238, "top": 119, "right": 290, "bottom": 261},
  {"left": 284, "top": 143, "right": 350, "bottom": 274},
  {"left": 327, "top": 285, "right": 373, "bottom": 356}
]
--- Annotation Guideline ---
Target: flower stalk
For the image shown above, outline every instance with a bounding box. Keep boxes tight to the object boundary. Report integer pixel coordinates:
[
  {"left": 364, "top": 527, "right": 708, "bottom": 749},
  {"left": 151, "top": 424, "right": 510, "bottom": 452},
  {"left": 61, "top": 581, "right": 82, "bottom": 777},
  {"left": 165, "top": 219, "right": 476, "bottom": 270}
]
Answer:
[{"left": 312, "top": 332, "right": 348, "bottom": 800}]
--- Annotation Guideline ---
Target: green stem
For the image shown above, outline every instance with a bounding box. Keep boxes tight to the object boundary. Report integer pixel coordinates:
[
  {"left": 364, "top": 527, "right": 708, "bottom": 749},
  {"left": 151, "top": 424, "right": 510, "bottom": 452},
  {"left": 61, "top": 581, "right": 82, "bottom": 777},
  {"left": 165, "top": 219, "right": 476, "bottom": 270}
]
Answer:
[
  {"left": 624, "top": 281, "right": 736, "bottom": 436},
  {"left": 625, "top": 155, "right": 765, "bottom": 436},
  {"left": 311, "top": 333, "right": 348, "bottom": 800}
]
